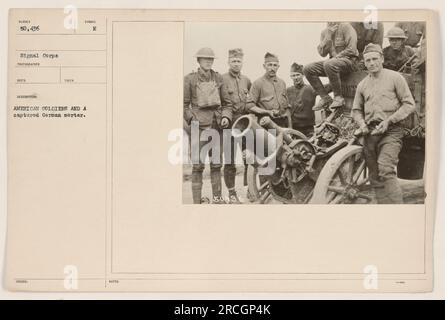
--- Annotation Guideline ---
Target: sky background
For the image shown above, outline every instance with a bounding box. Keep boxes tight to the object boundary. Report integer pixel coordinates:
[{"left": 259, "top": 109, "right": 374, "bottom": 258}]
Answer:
[{"left": 184, "top": 22, "right": 396, "bottom": 87}]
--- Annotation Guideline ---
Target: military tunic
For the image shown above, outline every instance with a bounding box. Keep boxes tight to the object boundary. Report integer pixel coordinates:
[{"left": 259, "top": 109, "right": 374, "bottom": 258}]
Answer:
[
  {"left": 352, "top": 68, "right": 415, "bottom": 204},
  {"left": 221, "top": 70, "right": 254, "bottom": 191},
  {"left": 221, "top": 70, "right": 254, "bottom": 122},
  {"left": 249, "top": 74, "right": 290, "bottom": 113},
  {"left": 286, "top": 83, "right": 316, "bottom": 135},
  {"left": 383, "top": 45, "right": 415, "bottom": 71},
  {"left": 183, "top": 68, "right": 232, "bottom": 128},
  {"left": 352, "top": 68, "right": 415, "bottom": 124},
  {"left": 184, "top": 68, "right": 233, "bottom": 202}
]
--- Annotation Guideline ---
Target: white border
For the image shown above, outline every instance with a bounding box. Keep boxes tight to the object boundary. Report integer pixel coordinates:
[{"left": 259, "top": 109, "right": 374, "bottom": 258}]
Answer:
[{"left": 0, "top": 0, "right": 443, "bottom": 299}]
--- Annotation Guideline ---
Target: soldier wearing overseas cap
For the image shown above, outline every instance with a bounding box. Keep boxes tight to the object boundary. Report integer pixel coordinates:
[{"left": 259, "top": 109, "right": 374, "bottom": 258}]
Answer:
[
  {"left": 286, "top": 63, "right": 317, "bottom": 137},
  {"left": 249, "top": 52, "right": 292, "bottom": 128},
  {"left": 183, "top": 47, "right": 233, "bottom": 204},
  {"left": 383, "top": 26, "right": 417, "bottom": 71},
  {"left": 221, "top": 48, "right": 256, "bottom": 204},
  {"left": 303, "top": 22, "right": 359, "bottom": 112},
  {"left": 352, "top": 43, "right": 415, "bottom": 204}
]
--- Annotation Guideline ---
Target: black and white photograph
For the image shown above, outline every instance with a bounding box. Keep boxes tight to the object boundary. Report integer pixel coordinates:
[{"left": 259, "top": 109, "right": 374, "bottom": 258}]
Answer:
[{"left": 3, "top": 6, "right": 439, "bottom": 295}]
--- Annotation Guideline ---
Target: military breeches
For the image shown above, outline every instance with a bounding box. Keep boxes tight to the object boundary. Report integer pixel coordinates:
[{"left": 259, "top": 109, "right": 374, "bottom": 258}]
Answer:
[
  {"left": 303, "top": 58, "right": 354, "bottom": 97},
  {"left": 190, "top": 125, "right": 223, "bottom": 203},
  {"left": 223, "top": 134, "right": 248, "bottom": 190},
  {"left": 363, "top": 125, "right": 405, "bottom": 204}
]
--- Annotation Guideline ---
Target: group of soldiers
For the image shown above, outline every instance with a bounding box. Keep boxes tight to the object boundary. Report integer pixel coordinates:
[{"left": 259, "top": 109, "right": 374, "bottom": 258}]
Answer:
[{"left": 184, "top": 21, "right": 425, "bottom": 204}]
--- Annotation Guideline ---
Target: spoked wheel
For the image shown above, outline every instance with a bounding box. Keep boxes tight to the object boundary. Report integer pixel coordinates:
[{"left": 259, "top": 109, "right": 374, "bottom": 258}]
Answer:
[
  {"left": 245, "top": 128, "right": 308, "bottom": 204},
  {"left": 310, "top": 145, "right": 373, "bottom": 204},
  {"left": 246, "top": 165, "right": 272, "bottom": 204}
]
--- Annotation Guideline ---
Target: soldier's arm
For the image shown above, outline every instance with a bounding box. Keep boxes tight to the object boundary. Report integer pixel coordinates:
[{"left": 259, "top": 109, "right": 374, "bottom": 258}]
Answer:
[
  {"left": 247, "top": 78, "right": 252, "bottom": 91},
  {"left": 247, "top": 81, "right": 275, "bottom": 116},
  {"left": 336, "top": 23, "right": 358, "bottom": 59},
  {"left": 419, "top": 22, "right": 426, "bottom": 39},
  {"left": 387, "top": 74, "right": 416, "bottom": 124},
  {"left": 405, "top": 46, "right": 419, "bottom": 71},
  {"left": 249, "top": 80, "right": 260, "bottom": 105},
  {"left": 282, "top": 81, "right": 291, "bottom": 111},
  {"left": 412, "top": 41, "right": 426, "bottom": 70},
  {"left": 219, "top": 76, "right": 233, "bottom": 122},
  {"left": 303, "top": 86, "right": 317, "bottom": 109},
  {"left": 248, "top": 106, "right": 275, "bottom": 116},
  {"left": 317, "top": 28, "right": 333, "bottom": 58},
  {"left": 247, "top": 82, "right": 272, "bottom": 115},
  {"left": 244, "top": 78, "right": 256, "bottom": 113},
  {"left": 183, "top": 75, "right": 194, "bottom": 124},
  {"left": 351, "top": 83, "right": 367, "bottom": 128},
  {"left": 282, "top": 85, "right": 292, "bottom": 127}
]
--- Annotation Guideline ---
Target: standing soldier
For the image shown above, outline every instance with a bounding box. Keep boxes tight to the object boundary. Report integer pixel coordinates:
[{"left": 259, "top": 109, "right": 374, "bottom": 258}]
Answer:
[
  {"left": 184, "top": 47, "right": 232, "bottom": 204},
  {"left": 303, "top": 22, "right": 359, "bottom": 111},
  {"left": 221, "top": 48, "right": 255, "bottom": 204},
  {"left": 352, "top": 43, "right": 415, "bottom": 204},
  {"left": 249, "top": 52, "right": 291, "bottom": 128},
  {"left": 286, "top": 63, "right": 316, "bottom": 137},
  {"left": 383, "top": 27, "right": 416, "bottom": 71}
]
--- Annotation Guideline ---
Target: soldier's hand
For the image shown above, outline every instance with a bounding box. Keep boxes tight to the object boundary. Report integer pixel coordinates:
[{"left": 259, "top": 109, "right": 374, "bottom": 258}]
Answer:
[
  {"left": 360, "top": 124, "right": 369, "bottom": 135},
  {"left": 354, "top": 124, "right": 369, "bottom": 136},
  {"left": 221, "top": 117, "right": 230, "bottom": 129},
  {"left": 270, "top": 110, "right": 280, "bottom": 118},
  {"left": 372, "top": 120, "right": 390, "bottom": 135}
]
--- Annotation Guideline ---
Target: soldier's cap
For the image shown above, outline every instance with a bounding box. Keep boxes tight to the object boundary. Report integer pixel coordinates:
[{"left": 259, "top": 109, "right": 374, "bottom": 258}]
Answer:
[
  {"left": 290, "top": 62, "right": 303, "bottom": 74},
  {"left": 264, "top": 52, "right": 279, "bottom": 63},
  {"left": 363, "top": 43, "right": 383, "bottom": 55},
  {"left": 228, "top": 48, "right": 243, "bottom": 58}
]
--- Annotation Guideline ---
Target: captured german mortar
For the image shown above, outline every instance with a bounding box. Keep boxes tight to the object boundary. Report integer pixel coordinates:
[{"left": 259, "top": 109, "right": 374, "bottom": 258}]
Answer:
[{"left": 232, "top": 113, "right": 357, "bottom": 204}]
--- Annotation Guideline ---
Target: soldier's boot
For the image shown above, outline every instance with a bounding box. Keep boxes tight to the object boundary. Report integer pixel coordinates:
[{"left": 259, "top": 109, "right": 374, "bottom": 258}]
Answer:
[
  {"left": 383, "top": 176, "right": 404, "bottom": 204},
  {"left": 191, "top": 182, "right": 203, "bottom": 204},
  {"left": 246, "top": 189, "right": 256, "bottom": 202},
  {"left": 243, "top": 163, "right": 248, "bottom": 186},
  {"left": 223, "top": 164, "right": 242, "bottom": 204},
  {"left": 212, "top": 196, "right": 226, "bottom": 204},
  {"left": 329, "top": 95, "right": 345, "bottom": 110},
  {"left": 223, "top": 164, "right": 236, "bottom": 190},
  {"left": 228, "top": 189, "right": 242, "bottom": 204},
  {"left": 312, "top": 95, "right": 333, "bottom": 111},
  {"left": 191, "top": 166, "right": 204, "bottom": 204},
  {"left": 224, "top": 164, "right": 241, "bottom": 204},
  {"left": 373, "top": 180, "right": 390, "bottom": 204},
  {"left": 200, "top": 197, "right": 210, "bottom": 204},
  {"left": 210, "top": 166, "right": 225, "bottom": 204}
]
